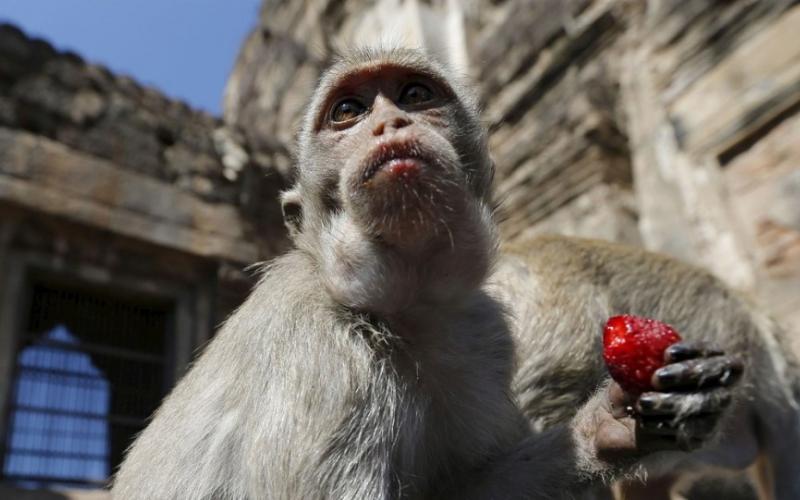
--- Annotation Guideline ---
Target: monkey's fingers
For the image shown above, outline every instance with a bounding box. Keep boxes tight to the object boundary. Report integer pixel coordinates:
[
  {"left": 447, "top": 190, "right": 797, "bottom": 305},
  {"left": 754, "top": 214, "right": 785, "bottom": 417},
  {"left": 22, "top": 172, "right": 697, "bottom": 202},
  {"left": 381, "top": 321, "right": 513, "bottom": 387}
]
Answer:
[
  {"left": 637, "top": 415, "right": 718, "bottom": 451},
  {"left": 635, "top": 390, "right": 732, "bottom": 417},
  {"left": 664, "top": 342, "right": 724, "bottom": 363},
  {"left": 638, "top": 415, "right": 717, "bottom": 439},
  {"left": 653, "top": 354, "right": 744, "bottom": 391},
  {"left": 634, "top": 433, "right": 705, "bottom": 453}
]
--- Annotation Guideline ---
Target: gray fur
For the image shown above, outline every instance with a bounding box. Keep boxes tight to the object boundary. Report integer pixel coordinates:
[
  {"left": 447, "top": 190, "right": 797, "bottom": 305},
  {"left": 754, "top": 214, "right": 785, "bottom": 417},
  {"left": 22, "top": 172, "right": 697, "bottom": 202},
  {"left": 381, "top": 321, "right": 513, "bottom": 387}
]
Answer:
[
  {"left": 113, "top": 252, "right": 530, "bottom": 499},
  {"left": 112, "top": 49, "right": 617, "bottom": 500}
]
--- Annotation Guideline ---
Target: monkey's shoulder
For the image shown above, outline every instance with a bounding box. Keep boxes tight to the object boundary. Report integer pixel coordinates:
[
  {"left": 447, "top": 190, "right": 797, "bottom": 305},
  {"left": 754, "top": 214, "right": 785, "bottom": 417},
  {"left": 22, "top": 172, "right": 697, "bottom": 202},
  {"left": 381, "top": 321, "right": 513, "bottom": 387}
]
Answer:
[
  {"left": 502, "top": 234, "right": 724, "bottom": 292},
  {"left": 500, "top": 234, "right": 759, "bottom": 348},
  {"left": 236, "top": 251, "right": 338, "bottom": 316}
]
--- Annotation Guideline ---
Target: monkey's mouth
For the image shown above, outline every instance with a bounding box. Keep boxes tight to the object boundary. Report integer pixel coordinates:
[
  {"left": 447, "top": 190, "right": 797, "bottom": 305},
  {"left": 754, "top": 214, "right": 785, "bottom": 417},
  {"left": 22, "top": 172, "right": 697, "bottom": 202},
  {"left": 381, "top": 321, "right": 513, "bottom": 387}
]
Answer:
[{"left": 361, "top": 141, "right": 428, "bottom": 183}]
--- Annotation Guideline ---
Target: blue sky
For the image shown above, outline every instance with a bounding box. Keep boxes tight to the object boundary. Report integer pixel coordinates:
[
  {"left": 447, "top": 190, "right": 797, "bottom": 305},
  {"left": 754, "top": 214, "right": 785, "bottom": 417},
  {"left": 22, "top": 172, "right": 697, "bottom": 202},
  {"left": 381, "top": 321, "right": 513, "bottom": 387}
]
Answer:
[{"left": 1, "top": 0, "right": 262, "bottom": 116}]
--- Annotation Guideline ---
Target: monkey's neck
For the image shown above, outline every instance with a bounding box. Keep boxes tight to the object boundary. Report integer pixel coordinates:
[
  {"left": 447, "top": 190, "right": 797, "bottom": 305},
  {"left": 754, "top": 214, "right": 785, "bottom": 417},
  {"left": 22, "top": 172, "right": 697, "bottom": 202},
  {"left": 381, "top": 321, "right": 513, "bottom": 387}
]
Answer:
[
  {"left": 311, "top": 205, "right": 496, "bottom": 316},
  {"left": 337, "top": 288, "right": 522, "bottom": 497}
]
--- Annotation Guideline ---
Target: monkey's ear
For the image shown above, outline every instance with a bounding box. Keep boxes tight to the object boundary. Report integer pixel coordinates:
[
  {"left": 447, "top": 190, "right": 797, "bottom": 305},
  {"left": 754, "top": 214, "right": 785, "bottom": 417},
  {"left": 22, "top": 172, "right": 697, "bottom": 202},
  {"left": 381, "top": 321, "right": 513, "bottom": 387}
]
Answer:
[{"left": 280, "top": 188, "right": 303, "bottom": 238}]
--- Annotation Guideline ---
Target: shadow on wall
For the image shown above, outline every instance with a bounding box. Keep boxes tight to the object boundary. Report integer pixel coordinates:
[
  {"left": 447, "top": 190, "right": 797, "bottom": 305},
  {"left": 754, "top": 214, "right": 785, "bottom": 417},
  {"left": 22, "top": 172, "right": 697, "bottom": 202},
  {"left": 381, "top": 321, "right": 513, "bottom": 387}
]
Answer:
[
  {"left": 0, "top": 483, "right": 110, "bottom": 499},
  {"left": 0, "top": 484, "right": 66, "bottom": 499}
]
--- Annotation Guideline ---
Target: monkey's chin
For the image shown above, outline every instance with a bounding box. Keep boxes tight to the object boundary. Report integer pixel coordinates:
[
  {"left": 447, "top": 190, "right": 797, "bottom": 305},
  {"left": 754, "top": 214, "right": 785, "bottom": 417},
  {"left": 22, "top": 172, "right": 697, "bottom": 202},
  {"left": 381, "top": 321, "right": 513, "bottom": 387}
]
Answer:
[
  {"left": 379, "top": 219, "right": 445, "bottom": 252},
  {"left": 353, "top": 194, "right": 462, "bottom": 252}
]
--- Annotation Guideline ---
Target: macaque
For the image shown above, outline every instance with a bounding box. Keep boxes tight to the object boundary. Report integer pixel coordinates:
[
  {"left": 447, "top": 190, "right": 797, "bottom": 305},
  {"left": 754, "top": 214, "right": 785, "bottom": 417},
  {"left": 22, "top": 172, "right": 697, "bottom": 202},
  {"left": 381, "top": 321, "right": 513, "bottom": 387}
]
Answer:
[
  {"left": 112, "top": 49, "right": 739, "bottom": 499},
  {"left": 494, "top": 236, "right": 800, "bottom": 499}
]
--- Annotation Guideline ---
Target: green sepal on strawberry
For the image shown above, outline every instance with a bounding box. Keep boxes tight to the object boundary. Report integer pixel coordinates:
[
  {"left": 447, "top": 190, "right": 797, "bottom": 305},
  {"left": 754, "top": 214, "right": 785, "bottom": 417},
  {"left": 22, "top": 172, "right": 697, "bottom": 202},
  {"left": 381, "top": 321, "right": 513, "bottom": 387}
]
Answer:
[{"left": 603, "top": 315, "right": 683, "bottom": 395}]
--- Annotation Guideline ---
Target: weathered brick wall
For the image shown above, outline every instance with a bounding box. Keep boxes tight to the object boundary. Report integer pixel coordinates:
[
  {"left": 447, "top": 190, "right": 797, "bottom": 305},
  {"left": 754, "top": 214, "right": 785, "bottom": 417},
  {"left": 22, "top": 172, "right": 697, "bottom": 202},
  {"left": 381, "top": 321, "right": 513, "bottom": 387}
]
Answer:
[
  {"left": 616, "top": 1, "right": 800, "bottom": 349},
  {"left": 0, "top": 24, "right": 226, "bottom": 202},
  {"left": 0, "top": 23, "right": 290, "bottom": 262}
]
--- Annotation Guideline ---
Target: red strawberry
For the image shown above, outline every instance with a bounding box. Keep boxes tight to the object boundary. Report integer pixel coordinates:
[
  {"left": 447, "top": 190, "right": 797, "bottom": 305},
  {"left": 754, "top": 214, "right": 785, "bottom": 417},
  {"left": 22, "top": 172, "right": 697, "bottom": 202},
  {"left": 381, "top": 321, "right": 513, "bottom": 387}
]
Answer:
[{"left": 602, "top": 315, "right": 683, "bottom": 395}]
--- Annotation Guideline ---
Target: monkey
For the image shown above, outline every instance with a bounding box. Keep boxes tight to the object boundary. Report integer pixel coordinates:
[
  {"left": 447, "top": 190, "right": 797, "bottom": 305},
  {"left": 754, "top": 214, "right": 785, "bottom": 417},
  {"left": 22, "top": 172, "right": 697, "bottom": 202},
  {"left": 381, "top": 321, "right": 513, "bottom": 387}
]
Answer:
[
  {"left": 112, "top": 48, "right": 741, "bottom": 499},
  {"left": 491, "top": 235, "right": 800, "bottom": 499}
]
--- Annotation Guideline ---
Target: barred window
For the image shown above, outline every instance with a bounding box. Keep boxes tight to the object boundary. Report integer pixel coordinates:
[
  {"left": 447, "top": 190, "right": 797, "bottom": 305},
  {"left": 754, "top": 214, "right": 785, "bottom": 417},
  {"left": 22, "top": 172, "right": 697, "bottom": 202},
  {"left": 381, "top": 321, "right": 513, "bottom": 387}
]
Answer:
[{"left": 1, "top": 280, "right": 173, "bottom": 489}]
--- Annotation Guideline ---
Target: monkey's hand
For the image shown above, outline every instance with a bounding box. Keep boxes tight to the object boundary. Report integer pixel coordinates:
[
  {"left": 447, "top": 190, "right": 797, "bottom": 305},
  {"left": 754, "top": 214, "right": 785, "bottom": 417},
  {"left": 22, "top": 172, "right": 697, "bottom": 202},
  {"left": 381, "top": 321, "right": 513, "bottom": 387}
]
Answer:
[
  {"left": 576, "top": 342, "right": 744, "bottom": 472},
  {"left": 634, "top": 341, "right": 743, "bottom": 450}
]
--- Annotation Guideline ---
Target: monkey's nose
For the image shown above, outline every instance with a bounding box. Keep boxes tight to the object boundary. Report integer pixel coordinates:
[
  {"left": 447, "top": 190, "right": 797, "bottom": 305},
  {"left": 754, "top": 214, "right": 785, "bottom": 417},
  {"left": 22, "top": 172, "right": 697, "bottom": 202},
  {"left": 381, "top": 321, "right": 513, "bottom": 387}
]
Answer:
[{"left": 372, "top": 115, "right": 411, "bottom": 136}]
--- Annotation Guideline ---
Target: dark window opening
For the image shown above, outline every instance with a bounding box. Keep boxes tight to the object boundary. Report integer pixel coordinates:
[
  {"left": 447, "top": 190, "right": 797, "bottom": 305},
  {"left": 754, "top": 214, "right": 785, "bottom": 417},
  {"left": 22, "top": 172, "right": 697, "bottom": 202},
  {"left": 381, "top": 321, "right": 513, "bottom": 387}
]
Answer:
[{"left": 1, "top": 278, "right": 174, "bottom": 489}]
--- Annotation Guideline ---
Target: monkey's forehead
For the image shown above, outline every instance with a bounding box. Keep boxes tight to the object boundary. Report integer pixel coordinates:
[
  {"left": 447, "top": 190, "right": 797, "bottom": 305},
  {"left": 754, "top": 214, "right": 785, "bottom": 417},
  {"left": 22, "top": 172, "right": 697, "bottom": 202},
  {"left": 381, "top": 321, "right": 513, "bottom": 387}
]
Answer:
[
  {"left": 301, "top": 47, "right": 478, "bottom": 135},
  {"left": 318, "top": 48, "right": 452, "bottom": 94}
]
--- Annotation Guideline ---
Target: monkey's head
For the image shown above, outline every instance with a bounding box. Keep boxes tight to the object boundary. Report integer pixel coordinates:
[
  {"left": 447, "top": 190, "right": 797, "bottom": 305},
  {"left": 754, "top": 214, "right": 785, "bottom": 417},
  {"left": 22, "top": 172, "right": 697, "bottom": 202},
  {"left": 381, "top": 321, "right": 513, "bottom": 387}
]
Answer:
[{"left": 282, "top": 48, "right": 497, "bottom": 314}]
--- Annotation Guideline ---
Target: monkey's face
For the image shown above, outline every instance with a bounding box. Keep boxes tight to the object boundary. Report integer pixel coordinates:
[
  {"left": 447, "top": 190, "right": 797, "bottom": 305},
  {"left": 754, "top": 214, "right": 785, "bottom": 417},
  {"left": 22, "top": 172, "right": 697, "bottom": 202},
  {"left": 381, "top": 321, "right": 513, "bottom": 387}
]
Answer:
[
  {"left": 288, "top": 55, "right": 493, "bottom": 253},
  {"left": 282, "top": 51, "right": 497, "bottom": 312}
]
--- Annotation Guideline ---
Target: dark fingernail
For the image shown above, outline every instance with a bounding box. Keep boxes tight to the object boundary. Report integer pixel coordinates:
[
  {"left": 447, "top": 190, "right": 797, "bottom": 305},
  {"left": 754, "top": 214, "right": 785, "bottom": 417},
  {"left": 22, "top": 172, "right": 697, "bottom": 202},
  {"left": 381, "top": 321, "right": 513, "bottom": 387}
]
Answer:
[
  {"left": 656, "top": 366, "right": 681, "bottom": 384},
  {"left": 666, "top": 344, "right": 681, "bottom": 354},
  {"left": 665, "top": 344, "right": 688, "bottom": 361},
  {"left": 638, "top": 395, "right": 656, "bottom": 410}
]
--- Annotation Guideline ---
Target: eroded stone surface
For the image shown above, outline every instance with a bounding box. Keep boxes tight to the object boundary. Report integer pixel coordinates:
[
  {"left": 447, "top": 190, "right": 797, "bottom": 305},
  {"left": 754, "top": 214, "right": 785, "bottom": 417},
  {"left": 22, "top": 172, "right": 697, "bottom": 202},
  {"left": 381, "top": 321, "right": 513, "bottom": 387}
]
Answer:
[{"left": 223, "top": 0, "right": 800, "bottom": 348}]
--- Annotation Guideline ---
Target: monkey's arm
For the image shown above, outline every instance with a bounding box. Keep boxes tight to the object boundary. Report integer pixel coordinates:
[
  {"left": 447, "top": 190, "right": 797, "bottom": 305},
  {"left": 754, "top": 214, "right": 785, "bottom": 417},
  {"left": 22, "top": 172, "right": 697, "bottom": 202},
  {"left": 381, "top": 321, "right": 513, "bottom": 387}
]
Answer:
[
  {"left": 499, "top": 235, "right": 756, "bottom": 428},
  {"left": 442, "top": 382, "right": 688, "bottom": 500},
  {"left": 445, "top": 345, "right": 742, "bottom": 500},
  {"left": 443, "top": 424, "right": 592, "bottom": 499},
  {"left": 577, "top": 340, "right": 743, "bottom": 468}
]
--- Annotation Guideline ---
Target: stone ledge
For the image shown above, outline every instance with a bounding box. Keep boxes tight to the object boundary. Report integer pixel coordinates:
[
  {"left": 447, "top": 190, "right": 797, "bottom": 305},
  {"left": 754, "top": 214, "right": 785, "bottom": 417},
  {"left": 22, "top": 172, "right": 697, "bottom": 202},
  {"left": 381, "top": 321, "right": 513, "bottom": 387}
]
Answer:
[{"left": 0, "top": 128, "right": 258, "bottom": 263}]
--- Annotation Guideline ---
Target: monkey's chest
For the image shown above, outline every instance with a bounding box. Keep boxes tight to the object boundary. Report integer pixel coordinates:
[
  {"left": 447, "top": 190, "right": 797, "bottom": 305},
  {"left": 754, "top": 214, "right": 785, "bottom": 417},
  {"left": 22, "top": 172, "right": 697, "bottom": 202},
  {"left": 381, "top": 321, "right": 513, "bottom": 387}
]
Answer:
[{"left": 388, "top": 350, "right": 521, "bottom": 495}]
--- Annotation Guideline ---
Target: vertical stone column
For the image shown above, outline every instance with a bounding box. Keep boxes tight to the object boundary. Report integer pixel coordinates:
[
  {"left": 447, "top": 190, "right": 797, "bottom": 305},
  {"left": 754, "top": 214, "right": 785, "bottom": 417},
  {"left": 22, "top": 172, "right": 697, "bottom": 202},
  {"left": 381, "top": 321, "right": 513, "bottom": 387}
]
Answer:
[
  {"left": 335, "top": 0, "right": 470, "bottom": 72},
  {"left": 619, "top": 9, "right": 756, "bottom": 290},
  {"left": 0, "top": 215, "right": 22, "bottom": 443}
]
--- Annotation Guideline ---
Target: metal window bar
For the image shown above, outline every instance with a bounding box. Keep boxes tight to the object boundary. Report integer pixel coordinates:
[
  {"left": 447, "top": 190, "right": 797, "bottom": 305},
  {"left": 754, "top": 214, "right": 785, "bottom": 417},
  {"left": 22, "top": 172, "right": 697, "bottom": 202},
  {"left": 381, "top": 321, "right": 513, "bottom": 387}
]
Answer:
[{"left": 1, "top": 281, "right": 172, "bottom": 489}]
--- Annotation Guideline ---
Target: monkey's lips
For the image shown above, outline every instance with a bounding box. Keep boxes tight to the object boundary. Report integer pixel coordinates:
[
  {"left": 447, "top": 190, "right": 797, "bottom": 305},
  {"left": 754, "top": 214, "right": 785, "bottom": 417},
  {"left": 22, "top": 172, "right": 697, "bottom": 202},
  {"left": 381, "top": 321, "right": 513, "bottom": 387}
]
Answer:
[
  {"left": 361, "top": 142, "right": 427, "bottom": 184},
  {"left": 378, "top": 158, "right": 421, "bottom": 181}
]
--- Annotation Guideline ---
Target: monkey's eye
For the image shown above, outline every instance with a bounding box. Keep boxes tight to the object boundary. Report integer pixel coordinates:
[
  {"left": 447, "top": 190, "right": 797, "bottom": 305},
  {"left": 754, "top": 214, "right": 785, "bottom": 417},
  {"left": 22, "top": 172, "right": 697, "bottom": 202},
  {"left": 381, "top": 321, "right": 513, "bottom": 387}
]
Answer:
[
  {"left": 330, "top": 98, "right": 367, "bottom": 123},
  {"left": 398, "top": 83, "right": 434, "bottom": 106}
]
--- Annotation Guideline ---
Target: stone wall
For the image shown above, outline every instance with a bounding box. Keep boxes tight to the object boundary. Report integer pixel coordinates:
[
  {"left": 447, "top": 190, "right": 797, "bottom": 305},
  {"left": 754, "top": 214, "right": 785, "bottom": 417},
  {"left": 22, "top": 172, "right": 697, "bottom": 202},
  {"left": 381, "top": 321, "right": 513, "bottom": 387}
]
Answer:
[
  {"left": 617, "top": 0, "right": 800, "bottom": 342},
  {"left": 0, "top": 23, "right": 290, "bottom": 263},
  {"left": 224, "top": 0, "right": 800, "bottom": 350}
]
